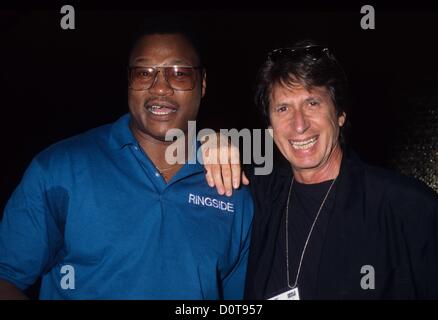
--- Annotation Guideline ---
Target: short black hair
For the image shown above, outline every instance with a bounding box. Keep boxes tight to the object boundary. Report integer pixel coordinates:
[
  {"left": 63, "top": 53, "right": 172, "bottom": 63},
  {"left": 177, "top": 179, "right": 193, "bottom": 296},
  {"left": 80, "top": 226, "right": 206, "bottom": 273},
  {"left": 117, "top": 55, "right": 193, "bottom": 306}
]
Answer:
[
  {"left": 128, "top": 15, "right": 206, "bottom": 67},
  {"left": 255, "top": 39, "right": 350, "bottom": 145}
]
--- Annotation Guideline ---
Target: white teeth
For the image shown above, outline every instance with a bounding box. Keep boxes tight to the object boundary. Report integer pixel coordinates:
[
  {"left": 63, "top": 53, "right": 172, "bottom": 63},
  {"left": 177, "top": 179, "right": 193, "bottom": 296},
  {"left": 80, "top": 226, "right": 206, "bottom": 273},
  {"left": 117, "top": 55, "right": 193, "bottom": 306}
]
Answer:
[
  {"left": 148, "top": 105, "right": 176, "bottom": 115},
  {"left": 290, "top": 137, "right": 317, "bottom": 150}
]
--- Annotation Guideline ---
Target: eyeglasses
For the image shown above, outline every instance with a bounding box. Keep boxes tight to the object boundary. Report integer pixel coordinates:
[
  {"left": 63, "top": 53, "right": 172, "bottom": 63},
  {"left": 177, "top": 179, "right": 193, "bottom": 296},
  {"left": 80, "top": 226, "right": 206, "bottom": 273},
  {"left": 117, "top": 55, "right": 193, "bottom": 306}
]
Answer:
[
  {"left": 128, "top": 65, "right": 202, "bottom": 91},
  {"left": 267, "top": 45, "right": 330, "bottom": 62}
]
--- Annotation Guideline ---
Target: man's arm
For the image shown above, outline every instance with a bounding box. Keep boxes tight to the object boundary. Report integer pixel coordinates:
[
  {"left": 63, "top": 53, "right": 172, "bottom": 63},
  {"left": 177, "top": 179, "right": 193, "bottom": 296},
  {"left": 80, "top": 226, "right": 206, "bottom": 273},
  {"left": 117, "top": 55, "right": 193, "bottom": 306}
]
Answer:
[
  {"left": 0, "top": 157, "right": 62, "bottom": 298},
  {"left": 221, "top": 190, "right": 254, "bottom": 300},
  {"left": 201, "top": 132, "right": 249, "bottom": 197},
  {"left": 0, "top": 279, "right": 28, "bottom": 300}
]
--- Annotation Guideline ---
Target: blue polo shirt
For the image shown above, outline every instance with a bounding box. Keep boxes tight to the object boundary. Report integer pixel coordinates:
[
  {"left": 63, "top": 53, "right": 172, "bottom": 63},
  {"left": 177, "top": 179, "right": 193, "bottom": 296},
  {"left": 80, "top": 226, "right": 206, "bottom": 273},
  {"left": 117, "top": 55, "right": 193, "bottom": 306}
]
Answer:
[{"left": 0, "top": 114, "right": 253, "bottom": 299}]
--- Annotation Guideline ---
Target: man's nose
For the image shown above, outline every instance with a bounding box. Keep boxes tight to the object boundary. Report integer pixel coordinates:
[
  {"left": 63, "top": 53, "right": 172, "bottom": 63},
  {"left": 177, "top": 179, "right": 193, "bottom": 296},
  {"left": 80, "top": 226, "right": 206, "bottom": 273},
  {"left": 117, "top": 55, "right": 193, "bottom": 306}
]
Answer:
[
  {"left": 292, "top": 109, "right": 310, "bottom": 134},
  {"left": 148, "top": 70, "right": 174, "bottom": 96}
]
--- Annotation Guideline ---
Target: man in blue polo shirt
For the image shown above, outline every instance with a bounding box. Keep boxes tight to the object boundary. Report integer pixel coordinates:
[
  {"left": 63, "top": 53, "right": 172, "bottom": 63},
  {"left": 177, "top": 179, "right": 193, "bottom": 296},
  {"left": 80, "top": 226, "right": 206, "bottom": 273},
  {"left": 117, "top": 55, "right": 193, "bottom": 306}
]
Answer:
[{"left": 0, "top": 23, "right": 253, "bottom": 299}]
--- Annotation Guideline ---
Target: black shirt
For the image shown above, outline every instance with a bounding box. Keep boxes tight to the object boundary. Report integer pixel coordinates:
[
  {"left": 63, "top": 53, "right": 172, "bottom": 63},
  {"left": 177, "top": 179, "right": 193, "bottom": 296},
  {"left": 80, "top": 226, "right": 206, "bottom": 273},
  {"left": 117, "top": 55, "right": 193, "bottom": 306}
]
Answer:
[
  {"left": 245, "top": 150, "right": 438, "bottom": 299},
  {"left": 265, "top": 179, "right": 337, "bottom": 299}
]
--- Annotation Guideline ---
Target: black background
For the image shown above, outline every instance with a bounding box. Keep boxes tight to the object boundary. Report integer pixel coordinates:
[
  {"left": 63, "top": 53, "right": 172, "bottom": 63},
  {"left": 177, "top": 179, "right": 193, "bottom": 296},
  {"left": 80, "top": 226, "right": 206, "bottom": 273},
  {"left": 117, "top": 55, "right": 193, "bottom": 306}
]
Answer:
[{"left": 1, "top": 4, "right": 438, "bottom": 224}]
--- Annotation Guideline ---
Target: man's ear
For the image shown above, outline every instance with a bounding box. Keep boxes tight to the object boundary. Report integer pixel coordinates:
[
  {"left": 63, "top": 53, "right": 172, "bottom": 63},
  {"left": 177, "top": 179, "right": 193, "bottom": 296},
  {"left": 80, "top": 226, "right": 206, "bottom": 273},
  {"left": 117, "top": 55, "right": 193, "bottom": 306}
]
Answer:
[
  {"left": 201, "top": 70, "right": 207, "bottom": 98},
  {"left": 267, "top": 124, "right": 274, "bottom": 138},
  {"left": 338, "top": 112, "right": 346, "bottom": 127}
]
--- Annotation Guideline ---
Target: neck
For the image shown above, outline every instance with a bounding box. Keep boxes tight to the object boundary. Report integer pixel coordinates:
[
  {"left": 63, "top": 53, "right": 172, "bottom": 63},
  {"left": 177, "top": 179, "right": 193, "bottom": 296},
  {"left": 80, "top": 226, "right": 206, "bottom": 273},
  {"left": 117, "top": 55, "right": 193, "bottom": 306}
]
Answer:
[
  {"left": 129, "top": 123, "right": 188, "bottom": 181},
  {"left": 293, "top": 143, "right": 343, "bottom": 184}
]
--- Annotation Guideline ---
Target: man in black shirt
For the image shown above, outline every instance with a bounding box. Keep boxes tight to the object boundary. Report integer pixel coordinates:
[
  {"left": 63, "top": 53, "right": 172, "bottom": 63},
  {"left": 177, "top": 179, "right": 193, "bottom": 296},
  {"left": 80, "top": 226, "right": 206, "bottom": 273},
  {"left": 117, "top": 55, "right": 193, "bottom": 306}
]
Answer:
[{"left": 203, "top": 40, "right": 438, "bottom": 299}]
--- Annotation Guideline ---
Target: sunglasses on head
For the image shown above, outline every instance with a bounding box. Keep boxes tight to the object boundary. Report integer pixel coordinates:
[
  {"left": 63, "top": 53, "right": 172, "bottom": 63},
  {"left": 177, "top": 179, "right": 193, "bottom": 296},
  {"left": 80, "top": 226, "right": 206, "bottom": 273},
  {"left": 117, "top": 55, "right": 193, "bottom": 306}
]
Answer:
[{"left": 267, "top": 45, "right": 330, "bottom": 62}]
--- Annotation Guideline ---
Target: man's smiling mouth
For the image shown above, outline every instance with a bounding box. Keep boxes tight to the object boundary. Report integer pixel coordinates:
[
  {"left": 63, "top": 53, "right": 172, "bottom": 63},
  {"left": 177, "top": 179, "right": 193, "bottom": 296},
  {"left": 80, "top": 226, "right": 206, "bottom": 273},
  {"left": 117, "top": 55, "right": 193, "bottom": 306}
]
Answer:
[
  {"left": 145, "top": 99, "right": 179, "bottom": 116},
  {"left": 147, "top": 105, "right": 177, "bottom": 115},
  {"left": 289, "top": 136, "right": 318, "bottom": 150}
]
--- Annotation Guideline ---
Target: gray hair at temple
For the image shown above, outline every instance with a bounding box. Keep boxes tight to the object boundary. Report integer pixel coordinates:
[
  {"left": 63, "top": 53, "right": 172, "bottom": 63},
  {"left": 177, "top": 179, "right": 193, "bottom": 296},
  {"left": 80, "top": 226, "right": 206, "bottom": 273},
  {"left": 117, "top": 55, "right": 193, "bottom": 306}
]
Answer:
[{"left": 255, "top": 39, "right": 350, "bottom": 147}]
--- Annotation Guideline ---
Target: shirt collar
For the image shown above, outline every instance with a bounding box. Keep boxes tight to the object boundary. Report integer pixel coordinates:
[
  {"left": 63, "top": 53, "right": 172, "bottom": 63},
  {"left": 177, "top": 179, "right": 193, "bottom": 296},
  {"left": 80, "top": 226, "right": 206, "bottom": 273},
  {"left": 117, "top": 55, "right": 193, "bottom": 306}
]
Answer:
[
  {"left": 109, "top": 113, "right": 205, "bottom": 175},
  {"left": 109, "top": 113, "right": 137, "bottom": 149}
]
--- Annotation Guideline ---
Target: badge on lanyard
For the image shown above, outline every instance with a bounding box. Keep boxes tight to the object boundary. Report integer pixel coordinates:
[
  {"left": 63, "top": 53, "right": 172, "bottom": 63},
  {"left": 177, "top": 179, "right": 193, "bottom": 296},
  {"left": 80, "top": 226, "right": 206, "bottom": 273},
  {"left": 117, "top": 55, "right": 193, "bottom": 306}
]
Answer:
[{"left": 268, "top": 287, "right": 300, "bottom": 300}]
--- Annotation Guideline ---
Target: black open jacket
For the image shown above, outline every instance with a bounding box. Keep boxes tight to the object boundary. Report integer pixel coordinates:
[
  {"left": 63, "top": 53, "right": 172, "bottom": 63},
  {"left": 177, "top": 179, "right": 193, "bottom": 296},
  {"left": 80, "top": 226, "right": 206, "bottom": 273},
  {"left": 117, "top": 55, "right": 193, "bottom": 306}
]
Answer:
[{"left": 245, "top": 150, "right": 438, "bottom": 299}]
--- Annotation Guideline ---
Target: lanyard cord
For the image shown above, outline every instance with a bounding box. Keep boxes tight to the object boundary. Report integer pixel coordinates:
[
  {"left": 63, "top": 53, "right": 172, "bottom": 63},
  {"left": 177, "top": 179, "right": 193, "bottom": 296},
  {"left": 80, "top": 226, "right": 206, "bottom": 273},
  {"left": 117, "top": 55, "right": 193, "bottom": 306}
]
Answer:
[{"left": 285, "top": 176, "right": 337, "bottom": 289}]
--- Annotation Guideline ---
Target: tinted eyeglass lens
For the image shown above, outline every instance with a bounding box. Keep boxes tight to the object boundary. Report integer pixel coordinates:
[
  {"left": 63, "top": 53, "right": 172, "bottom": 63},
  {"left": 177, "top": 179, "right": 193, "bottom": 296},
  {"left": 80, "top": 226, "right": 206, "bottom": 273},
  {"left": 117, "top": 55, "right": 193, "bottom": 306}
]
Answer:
[
  {"left": 165, "top": 66, "right": 196, "bottom": 90},
  {"left": 129, "top": 66, "right": 198, "bottom": 91},
  {"left": 130, "top": 67, "right": 156, "bottom": 90}
]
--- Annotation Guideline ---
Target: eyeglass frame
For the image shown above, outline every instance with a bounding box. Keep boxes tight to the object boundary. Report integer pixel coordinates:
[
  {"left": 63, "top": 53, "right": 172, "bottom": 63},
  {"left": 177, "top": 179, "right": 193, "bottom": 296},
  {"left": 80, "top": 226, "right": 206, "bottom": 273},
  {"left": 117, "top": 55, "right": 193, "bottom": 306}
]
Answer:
[{"left": 127, "top": 65, "right": 204, "bottom": 91}]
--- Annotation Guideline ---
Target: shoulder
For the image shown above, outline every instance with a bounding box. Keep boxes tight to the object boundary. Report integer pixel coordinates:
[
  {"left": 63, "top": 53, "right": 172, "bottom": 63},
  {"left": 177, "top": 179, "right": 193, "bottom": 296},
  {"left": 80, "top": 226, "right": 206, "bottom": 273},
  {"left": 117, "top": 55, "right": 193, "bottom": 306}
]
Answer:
[
  {"left": 247, "top": 160, "right": 291, "bottom": 198},
  {"left": 362, "top": 162, "right": 437, "bottom": 205},
  {"left": 245, "top": 161, "right": 291, "bottom": 230},
  {"left": 343, "top": 153, "right": 438, "bottom": 228},
  {"left": 342, "top": 149, "right": 437, "bottom": 204},
  {"left": 32, "top": 122, "right": 114, "bottom": 172}
]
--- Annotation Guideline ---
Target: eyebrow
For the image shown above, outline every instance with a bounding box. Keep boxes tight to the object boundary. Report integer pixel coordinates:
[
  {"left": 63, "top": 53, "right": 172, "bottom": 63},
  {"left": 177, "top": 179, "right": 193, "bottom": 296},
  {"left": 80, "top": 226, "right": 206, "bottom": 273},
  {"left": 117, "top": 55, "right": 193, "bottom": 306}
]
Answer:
[
  {"left": 304, "top": 96, "right": 321, "bottom": 103},
  {"left": 131, "top": 58, "right": 195, "bottom": 66},
  {"left": 271, "top": 97, "right": 322, "bottom": 109},
  {"left": 131, "top": 58, "right": 150, "bottom": 65}
]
